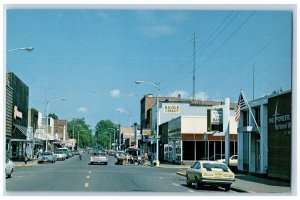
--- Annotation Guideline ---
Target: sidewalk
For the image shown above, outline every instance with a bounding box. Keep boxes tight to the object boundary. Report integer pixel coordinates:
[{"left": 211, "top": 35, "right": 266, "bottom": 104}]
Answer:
[
  {"left": 14, "top": 159, "right": 38, "bottom": 167},
  {"left": 174, "top": 168, "right": 291, "bottom": 193}
]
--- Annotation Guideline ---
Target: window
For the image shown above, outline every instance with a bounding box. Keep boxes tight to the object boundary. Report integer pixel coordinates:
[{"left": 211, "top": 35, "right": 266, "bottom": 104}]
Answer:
[
  {"left": 243, "top": 111, "right": 249, "bottom": 126},
  {"left": 254, "top": 107, "right": 261, "bottom": 127}
]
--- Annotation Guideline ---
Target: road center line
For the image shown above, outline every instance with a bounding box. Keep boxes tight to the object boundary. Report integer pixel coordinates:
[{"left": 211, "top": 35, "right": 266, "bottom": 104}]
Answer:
[
  {"left": 86, "top": 176, "right": 90, "bottom": 179},
  {"left": 88, "top": 171, "right": 91, "bottom": 174},
  {"left": 172, "top": 183, "right": 180, "bottom": 187},
  {"left": 84, "top": 183, "right": 89, "bottom": 188},
  {"left": 188, "top": 190, "right": 195, "bottom": 193}
]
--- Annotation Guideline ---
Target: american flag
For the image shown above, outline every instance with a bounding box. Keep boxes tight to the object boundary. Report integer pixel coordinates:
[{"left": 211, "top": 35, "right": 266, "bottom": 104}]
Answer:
[{"left": 235, "top": 92, "right": 246, "bottom": 121}]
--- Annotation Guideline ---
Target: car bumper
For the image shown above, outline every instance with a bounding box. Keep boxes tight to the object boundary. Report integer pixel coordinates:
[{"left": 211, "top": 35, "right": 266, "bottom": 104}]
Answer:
[{"left": 200, "top": 178, "right": 235, "bottom": 185}]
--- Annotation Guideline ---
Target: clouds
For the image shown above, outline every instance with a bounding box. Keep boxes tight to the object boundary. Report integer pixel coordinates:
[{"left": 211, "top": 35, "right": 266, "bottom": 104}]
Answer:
[
  {"left": 195, "top": 92, "right": 209, "bottom": 101},
  {"left": 110, "top": 89, "right": 121, "bottom": 98},
  {"left": 144, "top": 25, "right": 176, "bottom": 38},
  {"left": 169, "top": 90, "right": 209, "bottom": 101},
  {"left": 169, "top": 90, "right": 189, "bottom": 98},
  {"left": 77, "top": 107, "right": 88, "bottom": 113}
]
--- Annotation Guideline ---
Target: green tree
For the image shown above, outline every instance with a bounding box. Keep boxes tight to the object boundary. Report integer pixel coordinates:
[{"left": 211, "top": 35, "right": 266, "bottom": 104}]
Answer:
[
  {"left": 67, "top": 118, "right": 93, "bottom": 148},
  {"left": 94, "top": 120, "right": 117, "bottom": 149},
  {"left": 48, "top": 113, "right": 58, "bottom": 120}
]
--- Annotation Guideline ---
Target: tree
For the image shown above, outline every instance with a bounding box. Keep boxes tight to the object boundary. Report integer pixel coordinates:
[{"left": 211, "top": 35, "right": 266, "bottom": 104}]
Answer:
[
  {"left": 94, "top": 120, "right": 117, "bottom": 149},
  {"left": 67, "top": 118, "right": 93, "bottom": 148},
  {"left": 48, "top": 113, "right": 58, "bottom": 120}
]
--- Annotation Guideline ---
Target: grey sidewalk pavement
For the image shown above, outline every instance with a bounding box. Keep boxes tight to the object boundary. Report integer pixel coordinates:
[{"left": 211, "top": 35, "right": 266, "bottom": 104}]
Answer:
[{"left": 14, "top": 159, "right": 38, "bottom": 167}]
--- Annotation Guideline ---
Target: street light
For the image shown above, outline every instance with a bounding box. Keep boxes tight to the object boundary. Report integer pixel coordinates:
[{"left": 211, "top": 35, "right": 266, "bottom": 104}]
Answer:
[
  {"left": 77, "top": 130, "right": 85, "bottom": 150},
  {"left": 103, "top": 132, "right": 112, "bottom": 150},
  {"left": 8, "top": 47, "right": 34, "bottom": 52},
  {"left": 45, "top": 97, "right": 66, "bottom": 152},
  {"left": 107, "top": 128, "right": 116, "bottom": 150},
  {"left": 135, "top": 80, "right": 160, "bottom": 166}
]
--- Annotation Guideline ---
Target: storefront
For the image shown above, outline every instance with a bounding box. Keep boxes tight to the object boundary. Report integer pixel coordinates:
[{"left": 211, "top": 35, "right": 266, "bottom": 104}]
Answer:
[
  {"left": 237, "top": 90, "right": 291, "bottom": 180},
  {"left": 165, "top": 115, "right": 238, "bottom": 165}
]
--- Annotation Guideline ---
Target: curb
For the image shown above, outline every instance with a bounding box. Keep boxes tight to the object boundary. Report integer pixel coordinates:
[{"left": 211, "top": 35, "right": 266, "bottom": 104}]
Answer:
[
  {"left": 15, "top": 162, "right": 38, "bottom": 167},
  {"left": 157, "top": 165, "right": 190, "bottom": 169}
]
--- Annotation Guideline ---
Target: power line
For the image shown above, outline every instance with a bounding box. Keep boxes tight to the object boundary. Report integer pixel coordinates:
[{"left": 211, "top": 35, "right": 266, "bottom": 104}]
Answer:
[
  {"left": 202, "top": 25, "right": 291, "bottom": 93},
  {"left": 164, "top": 12, "right": 256, "bottom": 92},
  {"left": 160, "top": 11, "right": 235, "bottom": 86}
]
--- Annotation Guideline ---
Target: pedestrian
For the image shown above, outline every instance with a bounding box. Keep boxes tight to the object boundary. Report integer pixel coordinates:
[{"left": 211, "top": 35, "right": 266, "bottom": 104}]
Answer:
[{"left": 24, "top": 152, "right": 28, "bottom": 164}]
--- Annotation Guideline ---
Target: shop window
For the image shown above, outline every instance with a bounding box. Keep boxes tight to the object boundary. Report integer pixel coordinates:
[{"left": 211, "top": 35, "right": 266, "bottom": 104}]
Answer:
[
  {"left": 243, "top": 111, "right": 249, "bottom": 126},
  {"left": 182, "top": 141, "right": 194, "bottom": 160},
  {"left": 254, "top": 107, "right": 261, "bottom": 127},
  {"left": 196, "top": 141, "right": 205, "bottom": 160}
]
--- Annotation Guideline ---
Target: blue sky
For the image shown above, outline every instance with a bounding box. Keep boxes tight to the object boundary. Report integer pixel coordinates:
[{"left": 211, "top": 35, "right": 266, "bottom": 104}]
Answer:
[{"left": 6, "top": 9, "right": 292, "bottom": 129}]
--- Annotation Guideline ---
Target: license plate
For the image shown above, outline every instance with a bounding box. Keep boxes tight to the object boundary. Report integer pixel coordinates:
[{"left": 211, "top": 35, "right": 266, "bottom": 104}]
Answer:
[{"left": 214, "top": 172, "right": 223, "bottom": 178}]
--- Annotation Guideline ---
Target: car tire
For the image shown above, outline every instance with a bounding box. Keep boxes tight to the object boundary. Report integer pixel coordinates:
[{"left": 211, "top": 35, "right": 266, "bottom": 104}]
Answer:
[
  {"left": 224, "top": 185, "right": 231, "bottom": 191},
  {"left": 7, "top": 169, "right": 13, "bottom": 178},
  {"left": 186, "top": 175, "right": 192, "bottom": 187},
  {"left": 195, "top": 178, "right": 202, "bottom": 190}
]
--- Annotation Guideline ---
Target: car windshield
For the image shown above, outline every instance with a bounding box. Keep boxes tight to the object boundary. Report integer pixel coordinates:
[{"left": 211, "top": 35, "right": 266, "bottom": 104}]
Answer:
[
  {"left": 202, "top": 163, "right": 229, "bottom": 172},
  {"left": 92, "top": 152, "right": 107, "bottom": 156},
  {"left": 42, "top": 152, "right": 52, "bottom": 155},
  {"left": 55, "top": 151, "right": 63, "bottom": 154}
]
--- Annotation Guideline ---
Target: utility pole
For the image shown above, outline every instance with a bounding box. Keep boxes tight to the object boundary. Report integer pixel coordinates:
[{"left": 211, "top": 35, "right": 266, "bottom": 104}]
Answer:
[
  {"left": 193, "top": 32, "right": 196, "bottom": 101},
  {"left": 253, "top": 63, "right": 255, "bottom": 100}
]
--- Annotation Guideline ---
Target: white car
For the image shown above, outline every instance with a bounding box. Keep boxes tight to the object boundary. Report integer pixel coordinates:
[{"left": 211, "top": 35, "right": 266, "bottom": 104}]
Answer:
[
  {"left": 6, "top": 158, "right": 15, "bottom": 178},
  {"left": 217, "top": 155, "right": 238, "bottom": 167},
  {"left": 186, "top": 160, "right": 235, "bottom": 191},
  {"left": 54, "top": 151, "right": 67, "bottom": 161}
]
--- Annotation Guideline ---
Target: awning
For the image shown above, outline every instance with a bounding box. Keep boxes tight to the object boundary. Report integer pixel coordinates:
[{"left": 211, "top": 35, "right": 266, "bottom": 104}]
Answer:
[
  {"left": 10, "top": 139, "right": 32, "bottom": 143},
  {"left": 34, "top": 138, "right": 44, "bottom": 145},
  {"left": 237, "top": 126, "right": 259, "bottom": 133},
  {"left": 13, "top": 123, "right": 28, "bottom": 136},
  {"left": 213, "top": 132, "right": 225, "bottom": 136}
]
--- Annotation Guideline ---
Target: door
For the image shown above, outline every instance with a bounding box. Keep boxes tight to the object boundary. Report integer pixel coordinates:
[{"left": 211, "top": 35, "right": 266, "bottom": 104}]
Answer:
[{"left": 256, "top": 140, "right": 261, "bottom": 172}]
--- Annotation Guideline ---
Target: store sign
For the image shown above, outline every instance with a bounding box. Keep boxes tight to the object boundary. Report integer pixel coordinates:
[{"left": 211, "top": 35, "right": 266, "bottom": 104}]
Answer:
[
  {"left": 13, "top": 106, "right": 23, "bottom": 119},
  {"left": 210, "top": 109, "right": 223, "bottom": 124},
  {"left": 268, "top": 93, "right": 291, "bottom": 135},
  {"left": 207, "top": 109, "right": 223, "bottom": 131},
  {"left": 142, "top": 129, "right": 152, "bottom": 136},
  {"left": 164, "top": 105, "right": 180, "bottom": 113}
]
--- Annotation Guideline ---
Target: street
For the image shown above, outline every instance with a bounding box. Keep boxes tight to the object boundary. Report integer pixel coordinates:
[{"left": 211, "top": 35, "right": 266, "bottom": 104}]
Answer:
[{"left": 6, "top": 153, "right": 236, "bottom": 193}]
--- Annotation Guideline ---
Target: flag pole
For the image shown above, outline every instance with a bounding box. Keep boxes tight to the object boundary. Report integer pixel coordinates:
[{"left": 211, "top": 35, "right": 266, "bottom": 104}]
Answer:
[{"left": 241, "top": 90, "right": 261, "bottom": 135}]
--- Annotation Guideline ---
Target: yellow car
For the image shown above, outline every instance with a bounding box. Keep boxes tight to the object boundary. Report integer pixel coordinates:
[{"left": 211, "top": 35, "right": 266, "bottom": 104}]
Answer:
[{"left": 186, "top": 160, "right": 235, "bottom": 191}]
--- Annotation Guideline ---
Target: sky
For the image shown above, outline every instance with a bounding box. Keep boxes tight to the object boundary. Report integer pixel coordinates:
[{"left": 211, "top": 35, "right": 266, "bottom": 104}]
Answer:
[{"left": 5, "top": 8, "right": 292, "bottom": 130}]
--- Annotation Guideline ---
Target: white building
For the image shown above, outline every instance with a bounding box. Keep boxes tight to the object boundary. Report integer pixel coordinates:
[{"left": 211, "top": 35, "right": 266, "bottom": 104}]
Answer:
[{"left": 237, "top": 90, "right": 291, "bottom": 180}]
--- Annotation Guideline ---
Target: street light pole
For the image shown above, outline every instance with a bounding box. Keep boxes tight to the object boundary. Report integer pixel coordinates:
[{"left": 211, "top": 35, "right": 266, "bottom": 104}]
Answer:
[
  {"left": 45, "top": 98, "right": 66, "bottom": 152},
  {"left": 77, "top": 130, "right": 84, "bottom": 150},
  {"left": 107, "top": 128, "right": 116, "bottom": 150},
  {"left": 135, "top": 80, "right": 160, "bottom": 166},
  {"left": 8, "top": 47, "right": 34, "bottom": 52}
]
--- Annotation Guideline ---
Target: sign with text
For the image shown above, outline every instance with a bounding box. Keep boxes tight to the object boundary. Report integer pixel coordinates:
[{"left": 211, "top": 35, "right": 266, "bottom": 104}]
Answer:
[
  {"left": 142, "top": 129, "right": 152, "bottom": 136},
  {"left": 164, "top": 105, "right": 180, "bottom": 113},
  {"left": 207, "top": 109, "right": 223, "bottom": 131}
]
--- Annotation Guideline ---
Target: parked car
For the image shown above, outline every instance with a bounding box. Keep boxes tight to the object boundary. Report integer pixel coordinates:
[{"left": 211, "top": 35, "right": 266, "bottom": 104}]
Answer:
[
  {"left": 54, "top": 151, "right": 67, "bottom": 161},
  {"left": 115, "top": 151, "right": 125, "bottom": 158},
  {"left": 90, "top": 151, "right": 108, "bottom": 165},
  {"left": 5, "top": 158, "right": 15, "bottom": 178},
  {"left": 38, "top": 152, "right": 57, "bottom": 164},
  {"left": 57, "top": 147, "right": 71, "bottom": 159},
  {"left": 186, "top": 160, "right": 235, "bottom": 191},
  {"left": 217, "top": 155, "right": 238, "bottom": 167}
]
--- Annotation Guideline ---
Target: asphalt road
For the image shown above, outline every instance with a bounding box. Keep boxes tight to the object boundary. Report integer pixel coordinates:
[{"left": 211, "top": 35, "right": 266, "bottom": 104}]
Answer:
[{"left": 5, "top": 152, "right": 237, "bottom": 194}]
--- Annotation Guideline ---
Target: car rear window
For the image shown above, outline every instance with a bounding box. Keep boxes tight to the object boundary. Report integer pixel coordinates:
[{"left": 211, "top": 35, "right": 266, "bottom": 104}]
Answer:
[{"left": 203, "top": 163, "right": 229, "bottom": 172}]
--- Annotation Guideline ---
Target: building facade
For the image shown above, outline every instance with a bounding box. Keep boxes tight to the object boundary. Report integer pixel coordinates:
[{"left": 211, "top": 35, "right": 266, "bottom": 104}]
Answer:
[
  {"left": 237, "top": 90, "right": 291, "bottom": 180},
  {"left": 6, "top": 72, "right": 30, "bottom": 160}
]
